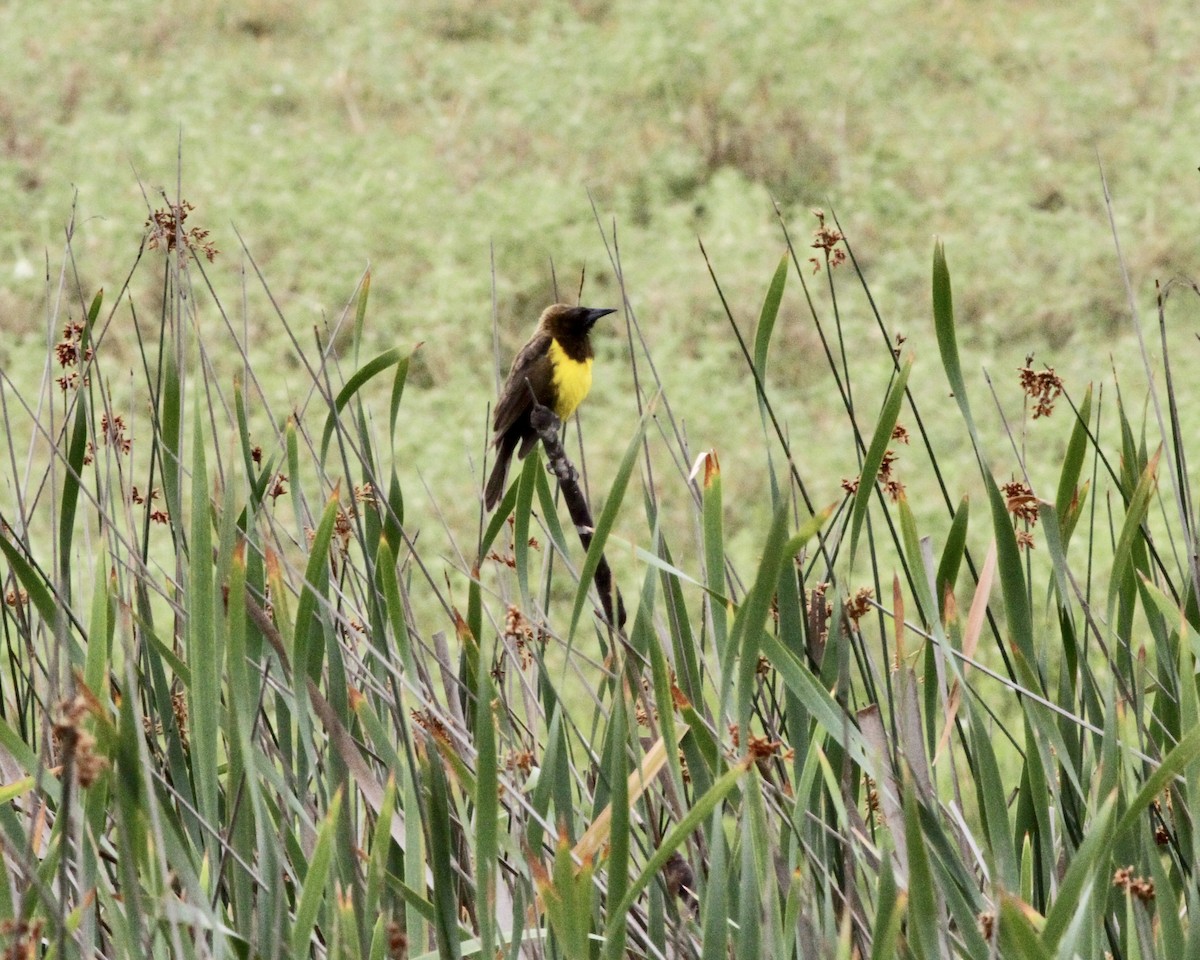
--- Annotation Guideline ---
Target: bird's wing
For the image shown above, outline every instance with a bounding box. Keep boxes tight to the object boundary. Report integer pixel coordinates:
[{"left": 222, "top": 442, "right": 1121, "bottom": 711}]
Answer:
[{"left": 492, "top": 333, "right": 554, "bottom": 437}]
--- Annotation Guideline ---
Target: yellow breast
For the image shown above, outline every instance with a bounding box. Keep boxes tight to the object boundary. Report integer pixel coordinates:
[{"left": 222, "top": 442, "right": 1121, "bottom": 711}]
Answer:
[{"left": 548, "top": 338, "right": 593, "bottom": 420}]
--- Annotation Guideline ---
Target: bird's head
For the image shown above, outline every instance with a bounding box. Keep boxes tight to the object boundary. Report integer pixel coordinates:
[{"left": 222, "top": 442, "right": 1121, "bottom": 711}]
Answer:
[{"left": 538, "top": 303, "right": 617, "bottom": 339}]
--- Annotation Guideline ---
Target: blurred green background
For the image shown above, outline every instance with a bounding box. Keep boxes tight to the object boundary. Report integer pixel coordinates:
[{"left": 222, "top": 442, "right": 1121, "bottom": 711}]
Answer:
[{"left": 2, "top": 0, "right": 1199, "bottom": 571}]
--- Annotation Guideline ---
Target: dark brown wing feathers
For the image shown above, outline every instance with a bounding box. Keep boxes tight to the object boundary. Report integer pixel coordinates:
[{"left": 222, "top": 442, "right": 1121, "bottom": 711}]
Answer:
[
  {"left": 485, "top": 332, "right": 557, "bottom": 509},
  {"left": 491, "top": 332, "right": 554, "bottom": 437}
]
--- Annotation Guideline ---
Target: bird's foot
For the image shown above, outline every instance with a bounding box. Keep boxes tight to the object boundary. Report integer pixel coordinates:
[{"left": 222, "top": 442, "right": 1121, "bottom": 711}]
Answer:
[
  {"left": 530, "top": 404, "right": 560, "bottom": 442},
  {"left": 548, "top": 458, "right": 578, "bottom": 484}
]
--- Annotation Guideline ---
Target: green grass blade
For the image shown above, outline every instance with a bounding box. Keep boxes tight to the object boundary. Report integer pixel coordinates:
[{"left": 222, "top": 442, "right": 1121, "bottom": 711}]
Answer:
[
  {"left": 290, "top": 790, "right": 344, "bottom": 958},
  {"left": 57, "top": 288, "right": 102, "bottom": 599},
  {"left": 869, "top": 853, "right": 905, "bottom": 960},
  {"left": 610, "top": 756, "right": 753, "bottom": 920},
  {"left": 294, "top": 488, "right": 341, "bottom": 679},
  {"left": 724, "top": 501, "right": 790, "bottom": 733},
  {"left": 935, "top": 495, "right": 970, "bottom": 618},
  {"left": 602, "top": 693, "right": 631, "bottom": 960},
  {"left": 425, "top": 746, "right": 464, "bottom": 960},
  {"left": 0, "top": 533, "right": 62, "bottom": 633},
  {"left": 1054, "top": 384, "right": 1093, "bottom": 530},
  {"left": 319, "top": 346, "right": 408, "bottom": 463},
  {"left": 513, "top": 451, "right": 540, "bottom": 607},
  {"left": 759, "top": 631, "right": 871, "bottom": 771},
  {"left": 967, "top": 705, "right": 1018, "bottom": 890},
  {"left": 699, "top": 809, "right": 729, "bottom": 960},
  {"left": 389, "top": 348, "right": 413, "bottom": 442},
  {"left": 848, "top": 355, "right": 912, "bottom": 566},
  {"left": 902, "top": 778, "right": 942, "bottom": 960},
  {"left": 1042, "top": 791, "right": 1116, "bottom": 953},
  {"left": 931, "top": 240, "right": 976, "bottom": 434},
  {"left": 567, "top": 400, "right": 652, "bottom": 638},
  {"left": 897, "top": 493, "right": 937, "bottom": 626},
  {"left": 352, "top": 268, "right": 371, "bottom": 362},
  {"left": 187, "top": 393, "right": 221, "bottom": 845},
  {"left": 699, "top": 450, "right": 730, "bottom": 665},
  {"left": 1114, "top": 722, "right": 1200, "bottom": 843},
  {"left": 474, "top": 665, "right": 499, "bottom": 960},
  {"left": 997, "top": 893, "right": 1053, "bottom": 960},
  {"left": 753, "top": 253, "right": 788, "bottom": 380},
  {"left": 985, "top": 471, "right": 1036, "bottom": 665},
  {"left": 159, "top": 346, "right": 185, "bottom": 534},
  {"left": 1106, "top": 445, "right": 1161, "bottom": 622},
  {"left": 58, "top": 384, "right": 89, "bottom": 598}
]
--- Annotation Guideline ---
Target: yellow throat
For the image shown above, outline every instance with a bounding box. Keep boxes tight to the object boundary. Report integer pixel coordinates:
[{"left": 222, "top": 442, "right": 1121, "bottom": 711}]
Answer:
[{"left": 548, "top": 338, "right": 593, "bottom": 420}]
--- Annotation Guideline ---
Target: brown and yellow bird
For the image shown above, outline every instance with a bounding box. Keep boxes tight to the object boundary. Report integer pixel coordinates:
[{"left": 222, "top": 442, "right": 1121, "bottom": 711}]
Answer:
[{"left": 484, "top": 303, "right": 616, "bottom": 509}]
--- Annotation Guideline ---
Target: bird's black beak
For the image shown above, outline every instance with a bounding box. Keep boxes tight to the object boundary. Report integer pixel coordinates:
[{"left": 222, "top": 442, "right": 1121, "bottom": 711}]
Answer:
[{"left": 581, "top": 307, "right": 617, "bottom": 328}]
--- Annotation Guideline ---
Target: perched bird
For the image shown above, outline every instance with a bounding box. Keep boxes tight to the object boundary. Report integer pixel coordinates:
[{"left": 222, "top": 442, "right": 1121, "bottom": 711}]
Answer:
[{"left": 484, "top": 303, "right": 616, "bottom": 509}]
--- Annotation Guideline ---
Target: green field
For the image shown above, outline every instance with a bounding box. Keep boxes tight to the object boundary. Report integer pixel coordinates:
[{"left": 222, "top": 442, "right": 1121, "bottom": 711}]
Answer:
[
  {"left": 4, "top": 3, "right": 1200, "bottom": 957},
  {"left": 4, "top": 2, "right": 1199, "bottom": 540}
]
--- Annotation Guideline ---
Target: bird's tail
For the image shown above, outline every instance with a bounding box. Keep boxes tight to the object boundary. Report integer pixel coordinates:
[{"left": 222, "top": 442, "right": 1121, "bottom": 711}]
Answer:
[{"left": 484, "top": 433, "right": 518, "bottom": 510}]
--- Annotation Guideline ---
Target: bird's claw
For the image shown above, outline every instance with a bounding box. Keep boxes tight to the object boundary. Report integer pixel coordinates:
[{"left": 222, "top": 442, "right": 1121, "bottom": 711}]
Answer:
[
  {"left": 530, "top": 403, "right": 560, "bottom": 439},
  {"left": 547, "top": 459, "right": 577, "bottom": 483}
]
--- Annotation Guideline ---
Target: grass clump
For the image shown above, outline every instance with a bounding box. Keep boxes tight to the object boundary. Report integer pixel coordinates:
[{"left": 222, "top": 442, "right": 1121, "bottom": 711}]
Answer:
[{"left": 2, "top": 181, "right": 1199, "bottom": 960}]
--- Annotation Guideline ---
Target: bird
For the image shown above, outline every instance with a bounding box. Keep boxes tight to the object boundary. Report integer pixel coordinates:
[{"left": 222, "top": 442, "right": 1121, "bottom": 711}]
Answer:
[{"left": 484, "top": 303, "right": 616, "bottom": 509}]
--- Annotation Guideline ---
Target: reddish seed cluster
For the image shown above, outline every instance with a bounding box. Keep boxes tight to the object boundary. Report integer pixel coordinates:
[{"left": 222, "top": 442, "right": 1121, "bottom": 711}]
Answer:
[
  {"left": 131, "top": 486, "right": 168, "bottom": 524},
  {"left": 863, "top": 775, "right": 880, "bottom": 814},
  {"left": 410, "top": 708, "right": 450, "bottom": 744},
  {"left": 100, "top": 413, "right": 131, "bottom": 454},
  {"left": 503, "top": 604, "right": 528, "bottom": 638},
  {"left": 1018, "top": 359, "right": 1064, "bottom": 419},
  {"left": 808, "top": 209, "right": 847, "bottom": 272},
  {"left": 0, "top": 918, "right": 44, "bottom": 960},
  {"left": 172, "top": 690, "right": 189, "bottom": 750},
  {"left": 334, "top": 507, "right": 354, "bottom": 548},
  {"left": 841, "top": 447, "right": 905, "bottom": 501},
  {"left": 55, "top": 329, "right": 81, "bottom": 367},
  {"left": 807, "top": 581, "right": 832, "bottom": 646},
  {"left": 635, "top": 677, "right": 659, "bottom": 727},
  {"left": 53, "top": 695, "right": 108, "bottom": 787},
  {"left": 503, "top": 604, "right": 537, "bottom": 668},
  {"left": 846, "top": 586, "right": 874, "bottom": 623},
  {"left": 746, "top": 734, "right": 783, "bottom": 760},
  {"left": 131, "top": 485, "right": 151, "bottom": 505},
  {"left": 385, "top": 920, "right": 406, "bottom": 960},
  {"left": 54, "top": 321, "right": 92, "bottom": 392},
  {"left": 145, "top": 200, "right": 218, "bottom": 263},
  {"left": 505, "top": 749, "right": 534, "bottom": 777},
  {"left": 878, "top": 450, "right": 904, "bottom": 501},
  {"left": 267, "top": 473, "right": 288, "bottom": 501},
  {"left": 1113, "top": 866, "right": 1155, "bottom": 902},
  {"left": 635, "top": 701, "right": 651, "bottom": 726},
  {"left": 1001, "top": 479, "right": 1039, "bottom": 526}
]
